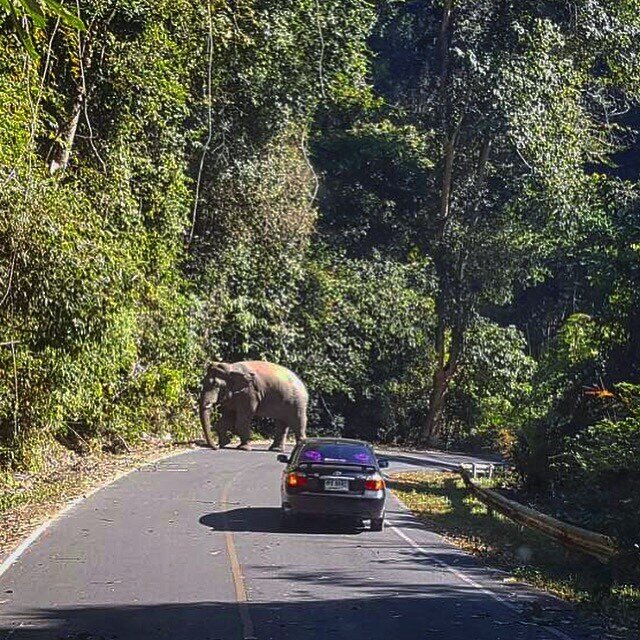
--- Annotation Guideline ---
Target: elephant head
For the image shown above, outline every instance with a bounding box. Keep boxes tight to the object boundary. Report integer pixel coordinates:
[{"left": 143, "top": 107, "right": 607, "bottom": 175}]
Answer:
[
  {"left": 199, "top": 362, "right": 229, "bottom": 448},
  {"left": 198, "top": 362, "right": 256, "bottom": 448}
]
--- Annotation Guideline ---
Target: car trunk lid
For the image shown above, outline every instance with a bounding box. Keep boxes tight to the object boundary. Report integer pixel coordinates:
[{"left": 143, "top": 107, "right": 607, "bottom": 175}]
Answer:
[{"left": 295, "top": 463, "right": 375, "bottom": 495}]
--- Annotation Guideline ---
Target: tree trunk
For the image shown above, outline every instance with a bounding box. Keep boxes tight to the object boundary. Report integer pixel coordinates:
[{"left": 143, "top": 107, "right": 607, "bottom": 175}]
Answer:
[
  {"left": 422, "top": 300, "right": 462, "bottom": 445},
  {"left": 422, "top": 0, "right": 464, "bottom": 444},
  {"left": 438, "top": 129, "right": 458, "bottom": 236},
  {"left": 49, "top": 84, "right": 84, "bottom": 174},
  {"left": 423, "top": 366, "right": 450, "bottom": 445},
  {"left": 437, "top": 0, "right": 453, "bottom": 82},
  {"left": 422, "top": 5, "right": 493, "bottom": 446},
  {"left": 49, "top": 26, "right": 98, "bottom": 174}
]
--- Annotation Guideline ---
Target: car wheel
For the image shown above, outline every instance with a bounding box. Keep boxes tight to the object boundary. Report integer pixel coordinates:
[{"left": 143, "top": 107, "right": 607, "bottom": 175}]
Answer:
[
  {"left": 370, "top": 517, "right": 384, "bottom": 532},
  {"left": 281, "top": 507, "right": 297, "bottom": 529}
]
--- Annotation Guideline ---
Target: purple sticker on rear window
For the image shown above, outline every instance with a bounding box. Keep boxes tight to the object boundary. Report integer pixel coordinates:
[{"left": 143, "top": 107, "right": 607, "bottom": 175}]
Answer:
[
  {"left": 302, "top": 449, "right": 322, "bottom": 462},
  {"left": 353, "top": 452, "right": 371, "bottom": 462}
]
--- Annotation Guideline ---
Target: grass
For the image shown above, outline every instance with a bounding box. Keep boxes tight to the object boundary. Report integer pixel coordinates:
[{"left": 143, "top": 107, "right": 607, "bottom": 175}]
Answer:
[{"left": 390, "top": 471, "right": 640, "bottom": 639}]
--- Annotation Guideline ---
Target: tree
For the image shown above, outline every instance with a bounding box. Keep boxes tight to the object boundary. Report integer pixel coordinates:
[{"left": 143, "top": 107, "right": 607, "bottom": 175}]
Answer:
[
  {"left": 0, "top": 0, "right": 84, "bottom": 59},
  {"left": 364, "top": 0, "right": 640, "bottom": 443}
]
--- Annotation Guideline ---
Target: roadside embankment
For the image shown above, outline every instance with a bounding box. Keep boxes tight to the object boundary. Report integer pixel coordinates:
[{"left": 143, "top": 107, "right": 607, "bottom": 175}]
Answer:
[{"left": 390, "top": 471, "right": 640, "bottom": 639}]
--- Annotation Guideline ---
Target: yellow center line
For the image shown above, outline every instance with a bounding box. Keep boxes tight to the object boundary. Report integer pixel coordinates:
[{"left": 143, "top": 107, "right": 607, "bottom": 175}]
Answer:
[{"left": 220, "top": 466, "right": 264, "bottom": 640}]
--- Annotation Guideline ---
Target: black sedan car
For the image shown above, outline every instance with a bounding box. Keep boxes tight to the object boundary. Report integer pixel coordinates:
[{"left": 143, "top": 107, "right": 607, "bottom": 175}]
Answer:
[{"left": 278, "top": 437, "right": 388, "bottom": 531}]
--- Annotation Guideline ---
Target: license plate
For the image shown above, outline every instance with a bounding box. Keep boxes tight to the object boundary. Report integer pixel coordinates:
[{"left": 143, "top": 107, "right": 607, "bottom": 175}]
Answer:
[{"left": 324, "top": 478, "right": 349, "bottom": 492}]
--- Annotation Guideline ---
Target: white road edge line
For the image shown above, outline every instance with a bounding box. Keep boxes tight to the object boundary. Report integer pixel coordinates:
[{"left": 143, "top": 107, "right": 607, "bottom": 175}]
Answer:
[
  {"left": 0, "top": 448, "right": 192, "bottom": 581},
  {"left": 389, "top": 523, "right": 575, "bottom": 640}
]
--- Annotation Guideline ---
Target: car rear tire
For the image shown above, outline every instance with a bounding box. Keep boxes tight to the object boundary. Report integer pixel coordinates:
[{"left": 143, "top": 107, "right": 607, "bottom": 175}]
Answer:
[
  {"left": 370, "top": 517, "right": 384, "bottom": 532},
  {"left": 281, "top": 508, "right": 297, "bottom": 529}
]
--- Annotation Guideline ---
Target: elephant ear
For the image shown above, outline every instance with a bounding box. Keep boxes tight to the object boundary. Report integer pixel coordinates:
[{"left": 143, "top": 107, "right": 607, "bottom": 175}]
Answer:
[
  {"left": 227, "top": 370, "right": 256, "bottom": 392},
  {"left": 206, "top": 362, "right": 230, "bottom": 382}
]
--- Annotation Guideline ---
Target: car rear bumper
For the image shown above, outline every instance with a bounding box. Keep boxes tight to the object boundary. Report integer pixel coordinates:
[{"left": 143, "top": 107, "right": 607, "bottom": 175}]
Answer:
[{"left": 283, "top": 492, "right": 386, "bottom": 519}]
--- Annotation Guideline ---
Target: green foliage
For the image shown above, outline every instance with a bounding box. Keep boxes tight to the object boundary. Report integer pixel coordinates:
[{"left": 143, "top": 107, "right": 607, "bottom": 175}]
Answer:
[
  {"left": 570, "top": 415, "right": 640, "bottom": 478},
  {"left": 447, "top": 319, "right": 535, "bottom": 451},
  {"left": 313, "top": 0, "right": 640, "bottom": 562},
  {"left": 551, "top": 384, "right": 640, "bottom": 545},
  {"left": 0, "top": 0, "right": 378, "bottom": 469},
  {"left": 2, "top": 0, "right": 640, "bottom": 572},
  {"left": 291, "top": 249, "right": 436, "bottom": 441},
  {"left": 314, "top": 118, "right": 434, "bottom": 258},
  {"left": 1, "top": 0, "right": 84, "bottom": 59}
]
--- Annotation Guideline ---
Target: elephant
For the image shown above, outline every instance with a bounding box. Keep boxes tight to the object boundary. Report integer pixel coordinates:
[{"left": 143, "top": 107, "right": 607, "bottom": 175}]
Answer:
[{"left": 198, "top": 360, "right": 308, "bottom": 452}]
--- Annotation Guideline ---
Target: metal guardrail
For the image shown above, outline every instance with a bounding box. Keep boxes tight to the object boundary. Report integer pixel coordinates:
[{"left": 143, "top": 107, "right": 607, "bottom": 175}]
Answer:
[
  {"left": 458, "top": 466, "right": 618, "bottom": 563},
  {"left": 460, "top": 461, "right": 506, "bottom": 479}
]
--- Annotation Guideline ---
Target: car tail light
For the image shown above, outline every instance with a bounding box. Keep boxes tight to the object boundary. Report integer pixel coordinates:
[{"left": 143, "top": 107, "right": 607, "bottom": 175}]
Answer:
[
  {"left": 287, "top": 472, "right": 308, "bottom": 488},
  {"left": 364, "top": 475, "right": 385, "bottom": 491}
]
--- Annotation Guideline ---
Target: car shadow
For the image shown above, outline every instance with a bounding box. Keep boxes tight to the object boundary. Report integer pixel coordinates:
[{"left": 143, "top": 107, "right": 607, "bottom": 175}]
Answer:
[{"left": 199, "top": 507, "right": 364, "bottom": 535}]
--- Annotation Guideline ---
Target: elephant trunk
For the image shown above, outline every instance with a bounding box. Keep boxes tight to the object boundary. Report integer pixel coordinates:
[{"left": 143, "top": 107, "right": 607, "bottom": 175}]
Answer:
[{"left": 199, "top": 389, "right": 217, "bottom": 449}]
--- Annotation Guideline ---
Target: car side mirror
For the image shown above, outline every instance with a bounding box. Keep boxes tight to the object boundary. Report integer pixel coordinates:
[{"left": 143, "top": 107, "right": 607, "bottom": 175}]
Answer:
[
  {"left": 277, "top": 454, "right": 289, "bottom": 463},
  {"left": 377, "top": 457, "right": 389, "bottom": 469}
]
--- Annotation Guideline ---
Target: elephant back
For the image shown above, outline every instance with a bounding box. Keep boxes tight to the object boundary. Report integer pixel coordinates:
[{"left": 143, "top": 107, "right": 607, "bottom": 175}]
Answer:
[{"left": 238, "top": 361, "right": 308, "bottom": 406}]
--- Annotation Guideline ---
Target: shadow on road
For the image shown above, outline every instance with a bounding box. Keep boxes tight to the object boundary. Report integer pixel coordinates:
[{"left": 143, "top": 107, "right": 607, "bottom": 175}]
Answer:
[
  {"left": 174, "top": 440, "right": 282, "bottom": 453},
  {"left": 199, "top": 507, "right": 364, "bottom": 535},
  {"left": 381, "top": 453, "right": 461, "bottom": 472},
  {"left": 0, "top": 590, "right": 575, "bottom": 640}
]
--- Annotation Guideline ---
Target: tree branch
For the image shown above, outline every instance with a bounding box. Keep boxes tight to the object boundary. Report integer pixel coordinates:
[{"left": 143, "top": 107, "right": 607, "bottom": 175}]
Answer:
[
  {"left": 188, "top": 0, "right": 214, "bottom": 247},
  {"left": 0, "top": 251, "right": 16, "bottom": 308}
]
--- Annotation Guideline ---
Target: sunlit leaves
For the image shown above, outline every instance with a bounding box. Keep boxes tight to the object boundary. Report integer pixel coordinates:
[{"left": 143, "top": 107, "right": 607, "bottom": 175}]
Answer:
[{"left": 1, "top": 0, "right": 84, "bottom": 59}]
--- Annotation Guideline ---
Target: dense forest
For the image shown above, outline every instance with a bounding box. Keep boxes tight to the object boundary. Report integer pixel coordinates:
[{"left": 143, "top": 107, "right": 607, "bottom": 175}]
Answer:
[{"left": 1, "top": 0, "right": 640, "bottom": 549}]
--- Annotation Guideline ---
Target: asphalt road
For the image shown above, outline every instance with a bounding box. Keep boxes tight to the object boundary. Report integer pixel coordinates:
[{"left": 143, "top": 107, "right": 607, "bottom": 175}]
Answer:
[{"left": 0, "top": 447, "right": 594, "bottom": 640}]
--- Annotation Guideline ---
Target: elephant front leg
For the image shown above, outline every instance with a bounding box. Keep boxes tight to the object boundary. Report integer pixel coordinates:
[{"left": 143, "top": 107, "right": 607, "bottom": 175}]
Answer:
[
  {"left": 215, "top": 411, "right": 234, "bottom": 448},
  {"left": 234, "top": 410, "right": 254, "bottom": 451}
]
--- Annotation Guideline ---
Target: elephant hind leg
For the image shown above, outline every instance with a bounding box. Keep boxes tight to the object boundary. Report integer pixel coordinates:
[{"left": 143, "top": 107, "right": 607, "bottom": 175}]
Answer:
[
  {"left": 269, "top": 420, "right": 288, "bottom": 452},
  {"left": 294, "top": 410, "right": 307, "bottom": 443}
]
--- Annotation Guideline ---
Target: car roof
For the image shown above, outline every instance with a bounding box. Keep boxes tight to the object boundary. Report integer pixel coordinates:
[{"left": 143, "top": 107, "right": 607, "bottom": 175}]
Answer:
[{"left": 297, "top": 437, "right": 372, "bottom": 447}]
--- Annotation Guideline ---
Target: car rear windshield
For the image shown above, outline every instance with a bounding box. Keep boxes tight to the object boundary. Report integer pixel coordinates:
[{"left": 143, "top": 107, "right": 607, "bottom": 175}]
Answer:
[{"left": 299, "top": 443, "right": 375, "bottom": 466}]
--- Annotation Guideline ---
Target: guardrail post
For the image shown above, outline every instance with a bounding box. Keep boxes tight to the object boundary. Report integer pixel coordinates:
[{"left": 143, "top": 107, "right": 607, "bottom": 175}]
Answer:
[{"left": 471, "top": 463, "right": 477, "bottom": 479}]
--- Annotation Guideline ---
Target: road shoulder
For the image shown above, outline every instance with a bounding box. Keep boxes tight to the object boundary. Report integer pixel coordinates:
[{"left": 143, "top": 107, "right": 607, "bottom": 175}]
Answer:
[
  {"left": 0, "top": 442, "right": 192, "bottom": 566},
  {"left": 389, "top": 470, "right": 634, "bottom": 639}
]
